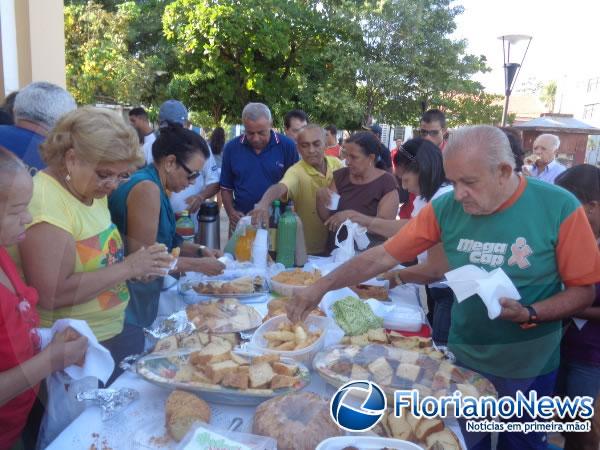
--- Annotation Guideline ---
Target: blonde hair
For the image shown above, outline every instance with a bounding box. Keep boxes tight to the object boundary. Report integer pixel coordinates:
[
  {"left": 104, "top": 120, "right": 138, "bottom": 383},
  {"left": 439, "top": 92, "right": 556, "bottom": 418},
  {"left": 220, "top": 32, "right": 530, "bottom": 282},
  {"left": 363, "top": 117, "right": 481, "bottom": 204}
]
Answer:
[{"left": 40, "top": 106, "right": 143, "bottom": 168}]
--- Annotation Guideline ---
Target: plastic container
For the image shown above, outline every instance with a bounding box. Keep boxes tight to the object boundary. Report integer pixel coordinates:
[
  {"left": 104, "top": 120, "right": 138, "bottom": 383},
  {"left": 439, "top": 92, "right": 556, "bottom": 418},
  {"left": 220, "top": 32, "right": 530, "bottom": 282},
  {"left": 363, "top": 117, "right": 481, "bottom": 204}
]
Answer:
[
  {"left": 249, "top": 314, "right": 329, "bottom": 368},
  {"left": 316, "top": 436, "right": 424, "bottom": 450}
]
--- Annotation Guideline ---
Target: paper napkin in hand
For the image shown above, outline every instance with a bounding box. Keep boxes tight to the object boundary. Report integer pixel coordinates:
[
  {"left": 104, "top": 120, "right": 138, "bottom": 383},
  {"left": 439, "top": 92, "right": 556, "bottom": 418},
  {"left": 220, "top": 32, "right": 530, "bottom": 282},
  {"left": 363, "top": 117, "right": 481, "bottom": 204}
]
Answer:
[
  {"left": 51, "top": 318, "right": 115, "bottom": 384},
  {"left": 443, "top": 265, "right": 521, "bottom": 320}
]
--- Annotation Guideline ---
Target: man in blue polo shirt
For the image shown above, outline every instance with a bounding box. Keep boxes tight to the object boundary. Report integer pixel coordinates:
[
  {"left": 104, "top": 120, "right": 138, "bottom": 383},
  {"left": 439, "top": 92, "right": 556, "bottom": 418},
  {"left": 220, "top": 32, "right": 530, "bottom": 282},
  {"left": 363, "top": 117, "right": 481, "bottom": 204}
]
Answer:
[
  {"left": 0, "top": 82, "right": 76, "bottom": 175},
  {"left": 220, "top": 102, "right": 298, "bottom": 233}
]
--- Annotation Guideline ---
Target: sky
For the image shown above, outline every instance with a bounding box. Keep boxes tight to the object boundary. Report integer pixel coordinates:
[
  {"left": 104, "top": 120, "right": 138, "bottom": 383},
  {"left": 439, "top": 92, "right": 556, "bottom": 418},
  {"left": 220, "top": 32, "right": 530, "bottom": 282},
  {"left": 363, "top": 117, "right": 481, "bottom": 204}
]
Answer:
[{"left": 452, "top": 0, "right": 600, "bottom": 94}]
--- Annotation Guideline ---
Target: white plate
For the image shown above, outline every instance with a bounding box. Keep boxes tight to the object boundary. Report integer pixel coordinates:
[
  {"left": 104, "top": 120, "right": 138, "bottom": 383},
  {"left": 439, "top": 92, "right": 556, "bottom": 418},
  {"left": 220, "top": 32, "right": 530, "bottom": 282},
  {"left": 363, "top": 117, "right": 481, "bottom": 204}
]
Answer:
[{"left": 316, "top": 436, "right": 424, "bottom": 450}]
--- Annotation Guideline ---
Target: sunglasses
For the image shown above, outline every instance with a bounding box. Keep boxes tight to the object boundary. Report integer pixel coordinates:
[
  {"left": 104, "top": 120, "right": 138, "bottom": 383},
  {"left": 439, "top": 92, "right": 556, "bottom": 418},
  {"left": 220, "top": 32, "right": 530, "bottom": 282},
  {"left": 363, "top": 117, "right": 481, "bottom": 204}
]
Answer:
[
  {"left": 176, "top": 158, "right": 201, "bottom": 181},
  {"left": 417, "top": 128, "right": 442, "bottom": 137},
  {"left": 398, "top": 146, "right": 416, "bottom": 161}
]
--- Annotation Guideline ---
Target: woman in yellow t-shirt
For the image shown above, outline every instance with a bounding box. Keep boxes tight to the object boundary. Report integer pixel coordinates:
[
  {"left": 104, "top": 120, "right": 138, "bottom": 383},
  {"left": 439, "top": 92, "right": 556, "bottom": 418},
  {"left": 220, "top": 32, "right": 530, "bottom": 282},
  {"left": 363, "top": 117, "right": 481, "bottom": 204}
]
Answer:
[{"left": 19, "top": 107, "right": 172, "bottom": 385}]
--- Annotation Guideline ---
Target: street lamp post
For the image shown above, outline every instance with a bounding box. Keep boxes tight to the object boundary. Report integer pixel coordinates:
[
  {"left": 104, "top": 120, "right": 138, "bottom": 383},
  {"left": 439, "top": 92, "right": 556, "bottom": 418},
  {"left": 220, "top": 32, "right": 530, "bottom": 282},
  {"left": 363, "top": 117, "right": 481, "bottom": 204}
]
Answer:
[{"left": 499, "top": 34, "right": 532, "bottom": 127}]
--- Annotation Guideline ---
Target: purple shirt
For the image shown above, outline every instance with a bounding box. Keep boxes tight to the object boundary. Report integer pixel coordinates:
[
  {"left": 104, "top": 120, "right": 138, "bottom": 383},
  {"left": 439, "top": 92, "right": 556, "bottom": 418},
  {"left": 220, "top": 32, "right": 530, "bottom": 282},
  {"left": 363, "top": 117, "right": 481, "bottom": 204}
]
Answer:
[
  {"left": 562, "top": 283, "right": 600, "bottom": 366},
  {"left": 530, "top": 159, "right": 566, "bottom": 184}
]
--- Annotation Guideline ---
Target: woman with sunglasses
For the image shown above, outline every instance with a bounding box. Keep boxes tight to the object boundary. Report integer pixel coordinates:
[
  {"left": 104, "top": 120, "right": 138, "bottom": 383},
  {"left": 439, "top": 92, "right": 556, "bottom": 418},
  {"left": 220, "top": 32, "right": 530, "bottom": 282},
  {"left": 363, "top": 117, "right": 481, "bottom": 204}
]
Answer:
[
  {"left": 19, "top": 107, "right": 173, "bottom": 385},
  {"left": 108, "top": 125, "right": 224, "bottom": 344}
]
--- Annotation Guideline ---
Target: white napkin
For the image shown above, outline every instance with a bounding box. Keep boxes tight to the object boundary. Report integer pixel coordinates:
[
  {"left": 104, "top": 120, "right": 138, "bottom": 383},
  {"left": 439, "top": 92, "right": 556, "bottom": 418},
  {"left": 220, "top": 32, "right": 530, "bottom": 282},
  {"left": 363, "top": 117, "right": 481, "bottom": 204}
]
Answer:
[
  {"left": 442, "top": 265, "right": 521, "bottom": 320},
  {"left": 331, "top": 220, "right": 370, "bottom": 263},
  {"left": 50, "top": 319, "right": 115, "bottom": 384}
]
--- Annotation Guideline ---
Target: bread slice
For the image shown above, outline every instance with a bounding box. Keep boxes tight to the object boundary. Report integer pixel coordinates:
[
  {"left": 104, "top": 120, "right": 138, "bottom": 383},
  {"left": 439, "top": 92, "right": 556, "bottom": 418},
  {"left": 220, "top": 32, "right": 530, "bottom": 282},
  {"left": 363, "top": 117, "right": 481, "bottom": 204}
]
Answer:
[
  {"left": 426, "top": 429, "right": 461, "bottom": 450},
  {"left": 189, "top": 340, "right": 232, "bottom": 366},
  {"left": 229, "top": 352, "right": 250, "bottom": 366},
  {"left": 270, "top": 374, "right": 298, "bottom": 390},
  {"left": 456, "top": 383, "right": 479, "bottom": 398},
  {"left": 179, "top": 334, "right": 203, "bottom": 350},
  {"left": 350, "top": 334, "right": 370, "bottom": 346},
  {"left": 221, "top": 368, "right": 249, "bottom": 390},
  {"left": 368, "top": 357, "right": 393, "bottom": 385},
  {"left": 387, "top": 413, "right": 412, "bottom": 440},
  {"left": 155, "top": 335, "right": 178, "bottom": 353},
  {"left": 252, "top": 353, "right": 280, "bottom": 365},
  {"left": 272, "top": 361, "right": 298, "bottom": 376},
  {"left": 367, "top": 328, "right": 389, "bottom": 343},
  {"left": 351, "top": 364, "right": 371, "bottom": 380},
  {"left": 415, "top": 418, "right": 444, "bottom": 441},
  {"left": 249, "top": 362, "right": 275, "bottom": 388},
  {"left": 432, "top": 370, "right": 451, "bottom": 390},
  {"left": 217, "top": 333, "right": 239, "bottom": 346},
  {"left": 395, "top": 363, "right": 421, "bottom": 382},
  {"left": 165, "top": 390, "right": 211, "bottom": 442},
  {"left": 205, "top": 360, "right": 239, "bottom": 384}
]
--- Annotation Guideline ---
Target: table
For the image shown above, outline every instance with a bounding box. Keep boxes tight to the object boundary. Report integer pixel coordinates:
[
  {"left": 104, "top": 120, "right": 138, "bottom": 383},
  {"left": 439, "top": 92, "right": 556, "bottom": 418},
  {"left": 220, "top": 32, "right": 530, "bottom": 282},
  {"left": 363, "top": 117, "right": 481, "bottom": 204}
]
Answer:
[{"left": 48, "top": 279, "right": 466, "bottom": 449}]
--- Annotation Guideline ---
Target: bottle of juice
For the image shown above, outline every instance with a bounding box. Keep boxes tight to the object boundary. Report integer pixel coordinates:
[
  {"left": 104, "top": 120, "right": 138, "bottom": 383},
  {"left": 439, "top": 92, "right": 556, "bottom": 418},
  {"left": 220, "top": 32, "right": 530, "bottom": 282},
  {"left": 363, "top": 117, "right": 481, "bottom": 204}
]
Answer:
[
  {"left": 276, "top": 205, "right": 297, "bottom": 268},
  {"left": 175, "top": 210, "right": 195, "bottom": 243},
  {"left": 235, "top": 225, "right": 256, "bottom": 262}
]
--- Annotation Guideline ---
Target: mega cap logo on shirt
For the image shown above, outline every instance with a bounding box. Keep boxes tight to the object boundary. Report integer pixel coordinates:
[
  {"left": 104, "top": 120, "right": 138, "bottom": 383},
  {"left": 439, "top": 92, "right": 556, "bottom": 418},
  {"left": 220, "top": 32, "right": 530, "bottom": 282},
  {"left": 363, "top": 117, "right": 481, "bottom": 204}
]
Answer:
[{"left": 457, "top": 237, "right": 533, "bottom": 269}]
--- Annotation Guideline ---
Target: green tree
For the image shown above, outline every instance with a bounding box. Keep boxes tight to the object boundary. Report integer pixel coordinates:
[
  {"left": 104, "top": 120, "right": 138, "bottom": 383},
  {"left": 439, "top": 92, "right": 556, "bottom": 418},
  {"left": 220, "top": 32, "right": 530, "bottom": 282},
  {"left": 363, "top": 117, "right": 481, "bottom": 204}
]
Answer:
[
  {"left": 433, "top": 91, "right": 504, "bottom": 127},
  {"left": 540, "top": 80, "right": 557, "bottom": 113},
  {"left": 351, "top": 0, "right": 489, "bottom": 126},
  {"left": 163, "top": 0, "right": 363, "bottom": 127},
  {"left": 64, "top": 1, "right": 157, "bottom": 105}
]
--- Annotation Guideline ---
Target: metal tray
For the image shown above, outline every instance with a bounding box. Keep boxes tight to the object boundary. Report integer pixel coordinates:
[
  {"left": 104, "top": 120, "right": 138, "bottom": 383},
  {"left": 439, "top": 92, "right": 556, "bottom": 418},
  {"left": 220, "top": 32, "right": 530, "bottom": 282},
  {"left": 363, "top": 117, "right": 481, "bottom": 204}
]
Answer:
[{"left": 134, "top": 350, "right": 310, "bottom": 406}]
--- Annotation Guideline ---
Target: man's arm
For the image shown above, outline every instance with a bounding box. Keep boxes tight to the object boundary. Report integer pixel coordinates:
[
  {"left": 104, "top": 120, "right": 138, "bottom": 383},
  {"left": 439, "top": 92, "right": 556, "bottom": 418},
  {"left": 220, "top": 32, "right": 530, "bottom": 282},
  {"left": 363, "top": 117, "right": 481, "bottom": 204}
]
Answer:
[
  {"left": 249, "top": 183, "right": 288, "bottom": 228},
  {"left": 287, "top": 245, "right": 400, "bottom": 322},
  {"left": 500, "top": 285, "right": 595, "bottom": 323},
  {"left": 221, "top": 188, "right": 243, "bottom": 227}
]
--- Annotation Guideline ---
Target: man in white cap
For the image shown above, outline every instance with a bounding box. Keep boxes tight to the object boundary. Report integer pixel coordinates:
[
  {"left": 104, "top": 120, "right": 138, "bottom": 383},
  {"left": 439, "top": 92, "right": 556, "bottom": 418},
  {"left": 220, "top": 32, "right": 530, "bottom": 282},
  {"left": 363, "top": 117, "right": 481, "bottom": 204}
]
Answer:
[{"left": 158, "top": 100, "right": 220, "bottom": 223}]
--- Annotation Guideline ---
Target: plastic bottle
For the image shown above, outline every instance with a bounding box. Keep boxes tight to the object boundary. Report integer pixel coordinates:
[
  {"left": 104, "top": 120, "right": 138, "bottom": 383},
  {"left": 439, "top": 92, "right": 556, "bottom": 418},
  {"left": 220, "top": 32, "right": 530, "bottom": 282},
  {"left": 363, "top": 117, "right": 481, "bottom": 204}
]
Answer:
[
  {"left": 276, "top": 204, "right": 297, "bottom": 268},
  {"left": 268, "top": 200, "right": 281, "bottom": 259},
  {"left": 289, "top": 201, "right": 307, "bottom": 267},
  {"left": 235, "top": 225, "right": 256, "bottom": 262},
  {"left": 175, "top": 210, "right": 195, "bottom": 243}
]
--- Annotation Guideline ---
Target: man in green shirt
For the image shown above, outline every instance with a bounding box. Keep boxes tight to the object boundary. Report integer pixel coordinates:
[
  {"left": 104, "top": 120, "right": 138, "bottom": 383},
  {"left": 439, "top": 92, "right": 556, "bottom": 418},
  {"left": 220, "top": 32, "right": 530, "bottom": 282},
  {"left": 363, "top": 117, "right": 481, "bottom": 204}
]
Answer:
[
  {"left": 250, "top": 125, "right": 343, "bottom": 255},
  {"left": 288, "top": 125, "right": 600, "bottom": 450}
]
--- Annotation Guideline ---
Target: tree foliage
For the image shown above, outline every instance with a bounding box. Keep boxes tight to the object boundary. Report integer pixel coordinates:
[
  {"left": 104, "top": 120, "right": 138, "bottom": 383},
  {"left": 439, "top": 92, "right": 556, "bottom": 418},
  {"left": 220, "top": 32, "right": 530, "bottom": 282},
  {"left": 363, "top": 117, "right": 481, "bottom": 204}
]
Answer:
[{"left": 63, "top": 0, "right": 497, "bottom": 127}]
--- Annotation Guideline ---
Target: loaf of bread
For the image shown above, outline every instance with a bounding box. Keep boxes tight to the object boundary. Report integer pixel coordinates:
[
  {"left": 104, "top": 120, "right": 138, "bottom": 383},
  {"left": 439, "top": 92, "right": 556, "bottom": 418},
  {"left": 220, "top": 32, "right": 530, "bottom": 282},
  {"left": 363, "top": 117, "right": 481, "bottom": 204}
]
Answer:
[{"left": 165, "top": 390, "right": 211, "bottom": 442}]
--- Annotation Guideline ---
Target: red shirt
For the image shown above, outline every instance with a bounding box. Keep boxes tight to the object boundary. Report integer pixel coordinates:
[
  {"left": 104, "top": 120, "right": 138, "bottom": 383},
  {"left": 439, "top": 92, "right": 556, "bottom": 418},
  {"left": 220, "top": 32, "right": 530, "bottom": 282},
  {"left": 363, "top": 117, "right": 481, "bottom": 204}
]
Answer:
[
  {"left": 0, "top": 247, "right": 40, "bottom": 449},
  {"left": 325, "top": 144, "right": 341, "bottom": 158}
]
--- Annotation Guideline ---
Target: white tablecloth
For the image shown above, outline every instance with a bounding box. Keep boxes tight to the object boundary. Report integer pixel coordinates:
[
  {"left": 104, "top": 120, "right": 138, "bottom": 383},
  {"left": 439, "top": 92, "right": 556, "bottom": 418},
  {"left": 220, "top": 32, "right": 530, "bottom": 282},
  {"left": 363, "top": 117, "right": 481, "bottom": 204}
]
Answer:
[{"left": 48, "top": 279, "right": 465, "bottom": 449}]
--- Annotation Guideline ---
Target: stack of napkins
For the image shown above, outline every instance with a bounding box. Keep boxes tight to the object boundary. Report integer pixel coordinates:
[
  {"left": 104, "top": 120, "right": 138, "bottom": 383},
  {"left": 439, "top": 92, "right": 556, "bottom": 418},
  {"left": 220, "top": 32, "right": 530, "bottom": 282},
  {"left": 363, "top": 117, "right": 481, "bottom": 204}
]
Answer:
[{"left": 442, "top": 265, "right": 521, "bottom": 320}]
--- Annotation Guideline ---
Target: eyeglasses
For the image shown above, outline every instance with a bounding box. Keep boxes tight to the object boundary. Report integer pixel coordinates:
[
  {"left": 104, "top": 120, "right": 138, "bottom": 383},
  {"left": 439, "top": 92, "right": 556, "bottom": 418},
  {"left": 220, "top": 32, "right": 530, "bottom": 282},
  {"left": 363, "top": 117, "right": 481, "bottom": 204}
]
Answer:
[
  {"left": 176, "top": 158, "right": 201, "bottom": 181},
  {"left": 95, "top": 171, "right": 130, "bottom": 186},
  {"left": 416, "top": 128, "right": 442, "bottom": 137}
]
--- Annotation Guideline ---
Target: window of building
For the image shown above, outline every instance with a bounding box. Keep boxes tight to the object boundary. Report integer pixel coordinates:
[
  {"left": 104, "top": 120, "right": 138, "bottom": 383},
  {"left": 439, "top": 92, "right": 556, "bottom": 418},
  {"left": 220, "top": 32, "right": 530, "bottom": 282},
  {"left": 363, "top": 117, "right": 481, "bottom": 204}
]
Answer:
[
  {"left": 583, "top": 103, "right": 600, "bottom": 120},
  {"left": 587, "top": 77, "right": 600, "bottom": 93}
]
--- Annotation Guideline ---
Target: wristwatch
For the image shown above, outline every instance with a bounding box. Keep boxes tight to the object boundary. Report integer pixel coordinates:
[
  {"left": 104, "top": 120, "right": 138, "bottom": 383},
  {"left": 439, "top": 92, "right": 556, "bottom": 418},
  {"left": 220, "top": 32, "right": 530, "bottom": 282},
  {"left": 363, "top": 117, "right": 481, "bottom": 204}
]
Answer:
[
  {"left": 520, "top": 305, "right": 539, "bottom": 329},
  {"left": 196, "top": 245, "right": 207, "bottom": 257}
]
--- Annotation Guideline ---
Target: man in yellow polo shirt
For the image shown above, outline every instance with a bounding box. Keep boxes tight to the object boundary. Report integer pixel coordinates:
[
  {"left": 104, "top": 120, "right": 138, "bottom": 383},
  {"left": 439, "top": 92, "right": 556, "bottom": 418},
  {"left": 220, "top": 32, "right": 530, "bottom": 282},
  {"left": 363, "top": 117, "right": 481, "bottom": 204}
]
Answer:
[{"left": 250, "top": 124, "right": 343, "bottom": 255}]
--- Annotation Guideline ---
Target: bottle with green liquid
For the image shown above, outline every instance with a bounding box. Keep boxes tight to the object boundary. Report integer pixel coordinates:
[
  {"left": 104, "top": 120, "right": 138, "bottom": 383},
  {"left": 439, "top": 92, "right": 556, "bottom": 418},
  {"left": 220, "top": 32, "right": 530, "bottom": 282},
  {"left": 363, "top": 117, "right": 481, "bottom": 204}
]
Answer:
[{"left": 276, "top": 204, "right": 297, "bottom": 268}]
